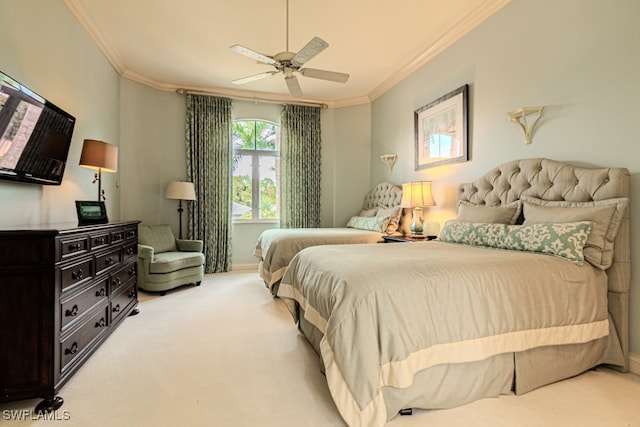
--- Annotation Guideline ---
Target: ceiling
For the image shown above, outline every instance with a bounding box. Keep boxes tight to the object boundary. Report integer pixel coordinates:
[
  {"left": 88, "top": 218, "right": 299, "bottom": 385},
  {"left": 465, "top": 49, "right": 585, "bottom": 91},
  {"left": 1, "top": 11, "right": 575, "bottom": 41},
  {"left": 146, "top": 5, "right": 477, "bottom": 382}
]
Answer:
[{"left": 64, "top": 0, "right": 509, "bottom": 108}]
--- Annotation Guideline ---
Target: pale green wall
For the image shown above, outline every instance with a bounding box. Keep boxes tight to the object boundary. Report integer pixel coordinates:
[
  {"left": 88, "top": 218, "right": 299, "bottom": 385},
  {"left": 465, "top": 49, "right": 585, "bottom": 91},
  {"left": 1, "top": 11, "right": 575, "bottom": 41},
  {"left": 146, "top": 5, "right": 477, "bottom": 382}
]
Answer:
[
  {"left": 0, "top": 0, "right": 120, "bottom": 226},
  {"left": 119, "top": 79, "right": 186, "bottom": 228},
  {"left": 370, "top": 0, "right": 640, "bottom": 355}
]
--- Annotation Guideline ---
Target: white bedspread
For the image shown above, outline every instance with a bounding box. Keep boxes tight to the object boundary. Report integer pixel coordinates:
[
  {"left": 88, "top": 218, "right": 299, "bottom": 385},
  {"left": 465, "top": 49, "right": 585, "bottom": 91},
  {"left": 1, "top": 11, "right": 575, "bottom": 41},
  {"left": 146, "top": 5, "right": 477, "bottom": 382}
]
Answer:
[{"left": 278, "top": 241, "right": 609, "bottom": 426}]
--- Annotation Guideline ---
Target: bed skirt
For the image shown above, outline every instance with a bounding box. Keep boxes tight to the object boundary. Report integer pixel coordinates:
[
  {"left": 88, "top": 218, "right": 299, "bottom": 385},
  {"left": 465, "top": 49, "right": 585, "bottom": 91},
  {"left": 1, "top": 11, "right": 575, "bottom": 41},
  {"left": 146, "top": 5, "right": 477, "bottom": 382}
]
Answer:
[{"left": 298, "top": 307, "right": 607, "bottom": 421}]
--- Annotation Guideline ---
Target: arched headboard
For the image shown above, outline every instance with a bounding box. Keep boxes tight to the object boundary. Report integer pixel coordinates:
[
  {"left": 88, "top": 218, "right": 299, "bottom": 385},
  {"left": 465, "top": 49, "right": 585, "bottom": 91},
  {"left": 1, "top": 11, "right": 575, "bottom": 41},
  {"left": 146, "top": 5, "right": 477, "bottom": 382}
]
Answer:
[
  {"left": 362, "top": 182, "right": 403, "bottom": 209},
  {"left": 458, "top": 158, "right": 631, "bottom": 371}
]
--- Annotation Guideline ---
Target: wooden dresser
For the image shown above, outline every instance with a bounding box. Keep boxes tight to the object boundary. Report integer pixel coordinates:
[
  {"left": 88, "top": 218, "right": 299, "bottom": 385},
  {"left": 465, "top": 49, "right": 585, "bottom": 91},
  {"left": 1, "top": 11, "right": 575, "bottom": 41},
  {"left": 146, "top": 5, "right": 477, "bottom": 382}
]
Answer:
[{"left": 0, "top": 220, "right": 140, "bottom": 411}]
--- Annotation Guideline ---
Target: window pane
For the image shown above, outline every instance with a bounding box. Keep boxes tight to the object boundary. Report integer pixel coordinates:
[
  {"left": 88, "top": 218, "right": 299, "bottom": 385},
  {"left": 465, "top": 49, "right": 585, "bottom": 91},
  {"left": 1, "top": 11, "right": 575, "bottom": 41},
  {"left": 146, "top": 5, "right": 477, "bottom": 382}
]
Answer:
[
  {"left": 255, "top": 121, "right": 280, "bottom": 151},
  {"left": 232, "top": 155, "right": 252, "bottom": 219},
  {"left": 259, "top": 156, "right": 279, "bottom": 219},
  {"left": 232, "top": 120, "right": 255, "bottom": 149}
]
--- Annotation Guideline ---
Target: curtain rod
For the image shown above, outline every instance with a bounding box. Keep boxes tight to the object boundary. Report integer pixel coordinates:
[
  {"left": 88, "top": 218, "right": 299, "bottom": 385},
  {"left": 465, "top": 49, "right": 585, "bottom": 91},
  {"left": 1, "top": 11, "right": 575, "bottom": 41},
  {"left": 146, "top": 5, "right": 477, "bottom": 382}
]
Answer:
[{"left": 175, "top": 88, "right": 328, "bottom": 109}]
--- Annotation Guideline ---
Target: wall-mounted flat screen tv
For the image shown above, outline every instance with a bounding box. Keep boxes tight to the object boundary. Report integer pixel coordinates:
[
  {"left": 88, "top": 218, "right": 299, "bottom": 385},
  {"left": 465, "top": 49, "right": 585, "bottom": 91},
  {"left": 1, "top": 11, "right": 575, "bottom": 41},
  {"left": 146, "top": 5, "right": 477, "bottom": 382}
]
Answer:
[{"left": 0, "top": 70, "right": 76, "bottom": 185}]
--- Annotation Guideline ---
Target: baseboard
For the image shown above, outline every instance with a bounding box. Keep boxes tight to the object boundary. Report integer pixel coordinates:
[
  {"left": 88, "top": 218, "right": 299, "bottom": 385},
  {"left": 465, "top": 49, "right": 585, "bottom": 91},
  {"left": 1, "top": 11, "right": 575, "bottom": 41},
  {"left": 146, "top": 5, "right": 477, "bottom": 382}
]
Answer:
[
  {"left": 630, "top": 352, "right": 640, "bottom": 375},
  {"left": 231, "top": 263, "right": 259, "bottom": 272}
]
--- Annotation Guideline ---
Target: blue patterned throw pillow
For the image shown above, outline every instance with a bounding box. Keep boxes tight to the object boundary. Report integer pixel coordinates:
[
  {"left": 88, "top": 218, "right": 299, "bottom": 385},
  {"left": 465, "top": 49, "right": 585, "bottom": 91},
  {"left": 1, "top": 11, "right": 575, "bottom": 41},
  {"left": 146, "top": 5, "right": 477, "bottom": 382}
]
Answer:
[
  {"left": 439, "top": 220, "right": 593, "bottom": 265},
  {"left": 346, "top": 215, "right": 390, "bottom": 233}
]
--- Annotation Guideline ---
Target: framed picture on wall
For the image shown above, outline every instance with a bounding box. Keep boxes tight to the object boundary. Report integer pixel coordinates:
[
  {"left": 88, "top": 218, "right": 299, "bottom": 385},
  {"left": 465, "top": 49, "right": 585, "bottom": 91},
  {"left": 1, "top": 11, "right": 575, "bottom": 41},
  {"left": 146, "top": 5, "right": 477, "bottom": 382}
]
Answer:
[{"left": 414, "top": 84, "right": 468, "bottom": 170}]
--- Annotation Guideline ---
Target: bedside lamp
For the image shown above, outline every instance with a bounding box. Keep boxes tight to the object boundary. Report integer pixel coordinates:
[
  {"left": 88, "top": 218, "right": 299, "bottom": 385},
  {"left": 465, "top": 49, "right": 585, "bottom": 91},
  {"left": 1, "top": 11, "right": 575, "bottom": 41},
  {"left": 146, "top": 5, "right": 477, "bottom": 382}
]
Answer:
[
  {"left": 79, "top": 139, "right": 118, "bottom": 201},
  {"left": 401, "top": 181, "right": 435, "bottom": 238},
  {"left": 165, "top": 181, "right": 196, "bottom": 239}
]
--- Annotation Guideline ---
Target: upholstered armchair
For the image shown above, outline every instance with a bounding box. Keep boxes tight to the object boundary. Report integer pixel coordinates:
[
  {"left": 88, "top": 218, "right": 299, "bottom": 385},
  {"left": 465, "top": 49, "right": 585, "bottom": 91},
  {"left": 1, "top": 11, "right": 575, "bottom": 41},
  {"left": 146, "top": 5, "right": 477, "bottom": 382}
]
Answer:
[{"left": 137, "top": 224, "right": 205, "bottom": 295}]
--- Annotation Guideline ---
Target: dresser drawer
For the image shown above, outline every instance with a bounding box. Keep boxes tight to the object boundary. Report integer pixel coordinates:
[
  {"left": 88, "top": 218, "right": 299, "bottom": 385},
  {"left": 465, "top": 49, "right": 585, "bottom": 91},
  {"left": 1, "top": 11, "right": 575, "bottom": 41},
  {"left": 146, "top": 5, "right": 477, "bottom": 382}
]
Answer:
[
  {"left": 110, "top": 263, "right": 136, "bottom": 294},
  {"left": 58, "top": 235, "right": 89, "bottom": 261},
  {"left": 111, "top": 283, "right": 137, "bottom": 325},
  {"left": 95, "top": 248, "right": 122, "bottom": 276},
  {"left": 125, "top": 226, "right": 137, "bottom": 241},
  {"left": 110, "top": 229, "right": 125, "bottom": 245},
  {"left": 60, "top": 257, "right": 94, "bottom": 291},
  {"left": 89, "top": 232, "right": 110, "bottom": 251},
  {"left": 123, "top": 242, "right": 137, "bottom": 263},
  {"left": 60, "top": 306, "right": 109, "bottom": 374},
  {"left": 60, "top": 279, "right": 109, "bottom": 331}
]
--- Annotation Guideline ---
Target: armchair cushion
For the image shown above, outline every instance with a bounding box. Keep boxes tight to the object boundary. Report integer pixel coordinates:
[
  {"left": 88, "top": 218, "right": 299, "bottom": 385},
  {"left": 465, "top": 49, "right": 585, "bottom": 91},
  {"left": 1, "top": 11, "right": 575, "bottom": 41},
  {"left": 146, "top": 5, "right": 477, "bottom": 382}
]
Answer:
[{"left": 150, "top": 251, "right": 205, "bottom": 274}]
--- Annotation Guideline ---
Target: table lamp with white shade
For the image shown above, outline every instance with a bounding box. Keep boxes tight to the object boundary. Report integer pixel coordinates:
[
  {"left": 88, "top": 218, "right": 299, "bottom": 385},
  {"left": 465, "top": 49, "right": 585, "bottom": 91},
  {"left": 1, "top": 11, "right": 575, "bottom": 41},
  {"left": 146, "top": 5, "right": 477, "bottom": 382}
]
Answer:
[{"left": 401, "top": 181, "right": 435, "bottom": 238}]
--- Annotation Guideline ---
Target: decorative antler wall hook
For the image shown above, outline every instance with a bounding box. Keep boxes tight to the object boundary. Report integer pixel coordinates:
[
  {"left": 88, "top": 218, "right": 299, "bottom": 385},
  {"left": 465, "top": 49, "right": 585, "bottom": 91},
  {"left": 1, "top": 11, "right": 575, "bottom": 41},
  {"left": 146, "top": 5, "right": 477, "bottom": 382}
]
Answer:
[
  {"left": 507, "top": 107, "right": 544, "bottom": 144},
  {"left": 380, "top": 154, "right": 398, "bottom": 174}
]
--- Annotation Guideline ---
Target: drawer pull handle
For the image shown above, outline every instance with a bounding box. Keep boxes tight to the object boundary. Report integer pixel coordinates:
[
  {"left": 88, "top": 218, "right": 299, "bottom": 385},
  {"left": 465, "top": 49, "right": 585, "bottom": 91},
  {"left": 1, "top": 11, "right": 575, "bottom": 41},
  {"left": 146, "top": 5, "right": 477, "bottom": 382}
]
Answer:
[
  {"left": 113, "top": 304, "right": 121, "bottom": 313},
  {"left": 128, "top": 267, "right": 136, "bottom": 277},
  {"left": 113, "top": 277, "right": 122, "bottom": 287},
  {"left": 71, "top": 269, "right": 84, "bottom": 280},
  {"left": 68, "top": 243, "right": 82, "bottom": 252},
  {"left": 65, "top": 305, "right": 79, "bottom": 317},
  {"left": 105, "top": 257, "right": 115, "bottom": 266},
  {"left": 64, "top": 342, "right": 79, "bottom": 355},
  {"left": 95, "top": 288, "right": 106, "bottom": 297},
  {"left": 114, "top": 233, "right": 123, "bottom": 240},
  {"left": 125, "top": 247, "right": 134, "bottom": 256},
  {"left": 95, "top": 237, "right": 106, "bottom": 245},
  {"left": 128, "top": 289, "right": 136, "bottom": 298},
  {"left": 95, "top": 317, "right": 106, "bottom": 328},
  {"left": 127, "top": 231, "right": 136, "bottom": 238}
]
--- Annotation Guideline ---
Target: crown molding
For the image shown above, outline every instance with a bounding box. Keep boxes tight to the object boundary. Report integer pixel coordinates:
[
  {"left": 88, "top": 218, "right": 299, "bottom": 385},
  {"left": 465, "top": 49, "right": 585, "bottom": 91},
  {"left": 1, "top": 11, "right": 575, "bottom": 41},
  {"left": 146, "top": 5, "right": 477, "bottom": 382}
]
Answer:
[
  {"left": 368, "top": 0, "right": 511, "bottom": 102},
  {"left": 64, "top": 0, "right": 509, "bottom": 109},
  {"left": 64, "top": 0, "right": 125, "bottom": 74}
]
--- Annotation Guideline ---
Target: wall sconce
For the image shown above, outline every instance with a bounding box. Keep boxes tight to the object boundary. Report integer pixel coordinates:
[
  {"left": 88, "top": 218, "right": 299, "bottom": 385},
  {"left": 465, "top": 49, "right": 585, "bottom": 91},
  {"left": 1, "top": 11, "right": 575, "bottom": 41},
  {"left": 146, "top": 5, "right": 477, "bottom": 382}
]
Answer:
[
  {"left": 79, "top": 139, "right": 118, "bottom": 201},
  {"left": 380, "top": 153, "right": 398, "bottom": 174},
  {"left": 507, "top": 107, "right": 544, "bottom": 144},
  {"left": 401, "top": 181, "right": 435, "bottom": 238},
  {"left": 165, "top": 181, "right": 196, "bottom": 239}
]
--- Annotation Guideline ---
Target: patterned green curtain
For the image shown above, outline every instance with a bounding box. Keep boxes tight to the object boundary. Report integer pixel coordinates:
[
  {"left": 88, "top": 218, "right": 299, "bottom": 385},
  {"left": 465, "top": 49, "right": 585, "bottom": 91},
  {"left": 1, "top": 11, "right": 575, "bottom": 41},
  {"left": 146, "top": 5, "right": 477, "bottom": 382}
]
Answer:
[
  {"left": 185, "top": 94, "right": 233, "bottom": 273},
  {"left": 280, "top": 104, "right": 322, "bottom": 228}
]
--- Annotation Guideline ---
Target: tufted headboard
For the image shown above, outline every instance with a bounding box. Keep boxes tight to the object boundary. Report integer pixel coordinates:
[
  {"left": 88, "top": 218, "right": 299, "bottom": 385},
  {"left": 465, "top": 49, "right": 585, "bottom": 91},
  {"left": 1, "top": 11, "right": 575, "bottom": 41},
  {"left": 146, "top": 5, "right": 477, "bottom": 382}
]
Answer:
[
  {"left": 458, "top": 158, "right": 631, "bottom": 371},
  {"left": 362, "top": 182, "right": 403, "bottom": 209}
]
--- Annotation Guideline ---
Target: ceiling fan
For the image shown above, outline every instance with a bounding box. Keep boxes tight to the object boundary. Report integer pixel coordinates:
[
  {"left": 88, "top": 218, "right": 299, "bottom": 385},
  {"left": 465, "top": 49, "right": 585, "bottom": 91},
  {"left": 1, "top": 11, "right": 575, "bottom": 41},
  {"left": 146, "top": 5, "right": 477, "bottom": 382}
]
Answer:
[{"left": 229, "top": 0, "right": 349, "bottom": 97}]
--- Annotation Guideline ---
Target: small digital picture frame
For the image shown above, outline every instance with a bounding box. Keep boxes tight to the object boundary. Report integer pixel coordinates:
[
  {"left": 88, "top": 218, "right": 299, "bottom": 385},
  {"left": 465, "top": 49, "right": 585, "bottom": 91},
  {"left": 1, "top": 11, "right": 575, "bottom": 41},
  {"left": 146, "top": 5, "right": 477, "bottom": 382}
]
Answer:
[{"left": 75, "top": 200, "right": 108, "bottom": 225}]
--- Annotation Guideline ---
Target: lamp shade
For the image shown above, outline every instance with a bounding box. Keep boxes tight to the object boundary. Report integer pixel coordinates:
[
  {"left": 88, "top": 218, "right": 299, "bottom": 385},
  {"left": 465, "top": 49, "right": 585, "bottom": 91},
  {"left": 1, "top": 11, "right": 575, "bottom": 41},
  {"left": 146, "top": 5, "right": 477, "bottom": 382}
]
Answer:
[
  {"left": 165, "top": 181, "right": 196, "bottom": 201},
  {"left": 401, "top": 181, "right": 435, "bottom": 208},
  {"left": 79, "top": 139, "right": 118, "bottom": 172}
]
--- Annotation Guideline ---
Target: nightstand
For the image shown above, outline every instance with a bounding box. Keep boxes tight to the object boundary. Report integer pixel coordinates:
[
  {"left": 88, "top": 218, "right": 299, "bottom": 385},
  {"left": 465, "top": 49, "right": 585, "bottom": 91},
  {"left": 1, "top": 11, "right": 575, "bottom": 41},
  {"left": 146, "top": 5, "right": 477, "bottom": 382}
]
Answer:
[{"left": 382, "top": 235, "right": 436, "bottom": 243}]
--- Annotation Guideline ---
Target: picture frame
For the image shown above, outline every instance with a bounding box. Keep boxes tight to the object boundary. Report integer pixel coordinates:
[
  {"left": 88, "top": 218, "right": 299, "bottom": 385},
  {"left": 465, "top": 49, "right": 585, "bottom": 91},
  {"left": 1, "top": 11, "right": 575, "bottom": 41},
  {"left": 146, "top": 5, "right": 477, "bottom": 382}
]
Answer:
[
  {"left": 414, "top": 84, "right": 468, "bottom": 170},
  {"left": 75, "top": 200, "right": 108, "bottom": 225}
]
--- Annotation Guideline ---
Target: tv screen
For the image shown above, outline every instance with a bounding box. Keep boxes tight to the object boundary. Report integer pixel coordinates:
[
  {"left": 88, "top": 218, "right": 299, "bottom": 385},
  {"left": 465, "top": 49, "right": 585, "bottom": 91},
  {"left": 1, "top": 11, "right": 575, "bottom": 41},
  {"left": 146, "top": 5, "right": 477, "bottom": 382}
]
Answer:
[{"left": 0, "top": 70, "right": 76, "bottom": 185}]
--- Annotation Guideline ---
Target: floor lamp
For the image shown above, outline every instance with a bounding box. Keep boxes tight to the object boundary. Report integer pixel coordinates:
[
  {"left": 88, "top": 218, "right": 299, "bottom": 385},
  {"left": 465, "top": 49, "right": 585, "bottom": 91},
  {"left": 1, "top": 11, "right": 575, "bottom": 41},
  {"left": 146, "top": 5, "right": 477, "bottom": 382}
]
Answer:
[
  {"left": 165, "top": 181, "right": 196, "bottom": 239},
  {"left": 79, "top": 139, "right": 118, "bottom": 201}
]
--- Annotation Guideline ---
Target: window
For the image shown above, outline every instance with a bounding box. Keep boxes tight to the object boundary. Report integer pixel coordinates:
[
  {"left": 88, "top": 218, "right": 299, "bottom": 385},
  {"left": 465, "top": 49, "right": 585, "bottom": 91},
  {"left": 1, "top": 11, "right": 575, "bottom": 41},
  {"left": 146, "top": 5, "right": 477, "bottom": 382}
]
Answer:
[{"left": 232, "top": 119, "right": 280, "bottom": 221}]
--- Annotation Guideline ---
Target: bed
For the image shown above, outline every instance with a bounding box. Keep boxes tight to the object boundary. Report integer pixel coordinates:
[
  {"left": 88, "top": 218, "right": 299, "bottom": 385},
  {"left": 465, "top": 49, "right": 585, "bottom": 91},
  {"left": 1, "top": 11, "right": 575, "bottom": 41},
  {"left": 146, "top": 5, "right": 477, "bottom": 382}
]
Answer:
[
  {"left": 254, "top": 182, "right": 408, "bottom": 294},
  {"left": 277, "top": 158, "right": 630, "bottom": 426}
]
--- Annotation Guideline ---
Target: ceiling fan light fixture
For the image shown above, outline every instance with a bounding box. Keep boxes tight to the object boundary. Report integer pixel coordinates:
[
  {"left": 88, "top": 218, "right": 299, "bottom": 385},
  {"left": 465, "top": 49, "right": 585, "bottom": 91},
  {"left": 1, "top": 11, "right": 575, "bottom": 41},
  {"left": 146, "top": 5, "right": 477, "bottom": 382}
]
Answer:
[{"left": 228, "top": 0, "right": 349, "bottom": 97}]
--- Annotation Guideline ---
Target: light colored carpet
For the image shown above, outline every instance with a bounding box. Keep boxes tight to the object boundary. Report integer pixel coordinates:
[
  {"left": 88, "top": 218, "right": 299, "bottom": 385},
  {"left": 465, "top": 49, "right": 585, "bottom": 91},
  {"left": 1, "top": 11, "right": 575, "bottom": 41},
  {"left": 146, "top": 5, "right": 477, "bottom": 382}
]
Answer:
[{"left": 2, "top": 272, "right": 640, "bottom": 426}]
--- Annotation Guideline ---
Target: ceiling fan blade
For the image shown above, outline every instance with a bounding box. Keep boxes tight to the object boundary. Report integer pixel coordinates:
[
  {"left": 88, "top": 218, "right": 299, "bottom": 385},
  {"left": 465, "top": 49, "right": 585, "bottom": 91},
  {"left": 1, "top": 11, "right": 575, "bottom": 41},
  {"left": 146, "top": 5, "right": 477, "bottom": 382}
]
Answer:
[
  {"left": 299, "top": 68, "right": 349, "bottom": 83},
  {"left": 291, "top": 37, "right": 329, "bottom": 66},
  {"left": 229, "top": 45, "right": 276, "bottom": 65},
  {"left": 285, "top": 75, "right": 303, "bottom": 97},
  {"left": 232, "top": 71, "right": 278, "bottom": 85}
]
